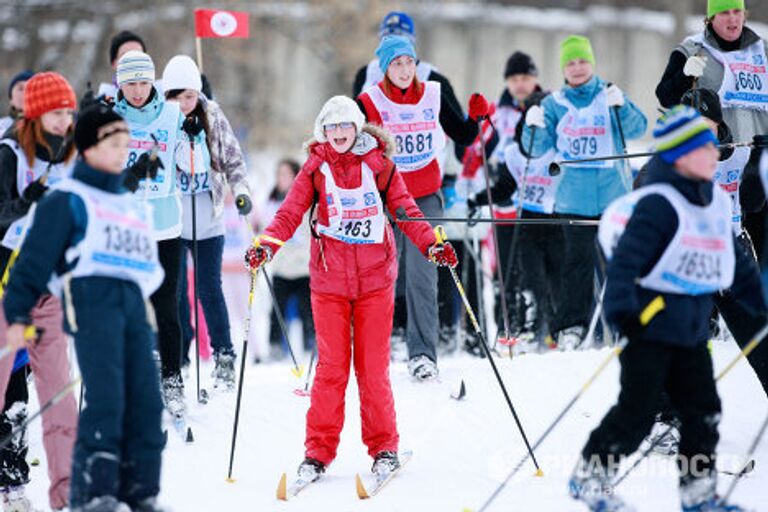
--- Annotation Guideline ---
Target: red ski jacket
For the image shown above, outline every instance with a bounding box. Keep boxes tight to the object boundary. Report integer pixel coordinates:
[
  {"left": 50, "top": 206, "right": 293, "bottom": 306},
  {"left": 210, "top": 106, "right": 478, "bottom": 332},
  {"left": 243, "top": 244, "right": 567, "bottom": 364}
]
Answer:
[{"left": 262, "top": 125, "right": 436, "bottom": 299}]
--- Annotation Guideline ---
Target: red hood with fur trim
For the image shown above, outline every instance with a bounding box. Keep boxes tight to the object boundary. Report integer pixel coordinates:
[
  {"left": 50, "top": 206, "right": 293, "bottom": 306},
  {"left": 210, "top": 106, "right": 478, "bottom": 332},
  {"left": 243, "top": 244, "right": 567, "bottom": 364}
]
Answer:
[{"left": 262, "top": 128, "right": 436, "bottom": 298}]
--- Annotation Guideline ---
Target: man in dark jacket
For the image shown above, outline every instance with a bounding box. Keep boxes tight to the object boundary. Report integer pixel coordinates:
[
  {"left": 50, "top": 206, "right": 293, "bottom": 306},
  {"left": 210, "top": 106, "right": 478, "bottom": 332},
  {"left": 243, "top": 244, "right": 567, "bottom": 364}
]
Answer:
[{"left": 569, "top": 106, "right": 764, "bottom": 512}]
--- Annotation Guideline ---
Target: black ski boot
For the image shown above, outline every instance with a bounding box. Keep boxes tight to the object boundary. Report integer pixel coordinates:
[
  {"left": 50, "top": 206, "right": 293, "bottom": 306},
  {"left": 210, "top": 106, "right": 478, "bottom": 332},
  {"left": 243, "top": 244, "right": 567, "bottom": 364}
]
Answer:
[
  {"left": 297, "top": 457, "right": 325, "bottom": 483},
  {"left": 371, "top": 451, "right": 400, "bottom": 477}
]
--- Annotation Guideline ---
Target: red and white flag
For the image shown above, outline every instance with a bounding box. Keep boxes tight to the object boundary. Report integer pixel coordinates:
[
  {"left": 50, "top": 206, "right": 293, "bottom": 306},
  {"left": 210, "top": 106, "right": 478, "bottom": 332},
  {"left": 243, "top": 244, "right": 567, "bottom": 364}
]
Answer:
[{"left": 194, "top": 9, "right": 249, "bottom": 39}]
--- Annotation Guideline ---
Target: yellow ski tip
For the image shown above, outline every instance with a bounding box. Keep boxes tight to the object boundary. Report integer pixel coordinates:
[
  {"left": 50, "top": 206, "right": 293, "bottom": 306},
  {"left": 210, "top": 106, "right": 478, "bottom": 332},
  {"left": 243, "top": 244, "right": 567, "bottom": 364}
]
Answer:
[
  {"left": 355, "top": 473, "right": 370, "bottom": 499},
  {"left": 276, "top": 473, "right": 287, "bottom": 500},
  {"left": 291, "top": 364, "right": 305, "bottom": 378},
  {"left": 225, "top": 477, "right": 236, "bottom": 483},
  {"left": 462, "top": 509, "right": 476, "bottom": 512},
  {"left": 535, "top": 468, "right": 544, "bottom": 477}
]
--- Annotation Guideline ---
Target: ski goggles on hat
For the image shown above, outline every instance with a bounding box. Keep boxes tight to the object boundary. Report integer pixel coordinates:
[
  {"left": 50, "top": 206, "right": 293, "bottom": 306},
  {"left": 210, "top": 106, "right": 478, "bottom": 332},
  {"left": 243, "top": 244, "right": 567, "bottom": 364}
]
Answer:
[{"left": 323, "top": 122, "right": 355, "bottom": 132}]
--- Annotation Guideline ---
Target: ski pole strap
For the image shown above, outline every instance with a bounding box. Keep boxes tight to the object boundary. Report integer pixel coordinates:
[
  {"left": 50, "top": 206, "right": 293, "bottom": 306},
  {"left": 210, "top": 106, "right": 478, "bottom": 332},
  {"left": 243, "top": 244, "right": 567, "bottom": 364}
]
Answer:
[
  {"left": 640, "top": 296, "right": 665, "bottom": 326},
  {"left": 434, "top": 225, "right": 447, "bottom": 244},
  {"left": 256, "top": 234, "right": 285, "bottom": 247}
]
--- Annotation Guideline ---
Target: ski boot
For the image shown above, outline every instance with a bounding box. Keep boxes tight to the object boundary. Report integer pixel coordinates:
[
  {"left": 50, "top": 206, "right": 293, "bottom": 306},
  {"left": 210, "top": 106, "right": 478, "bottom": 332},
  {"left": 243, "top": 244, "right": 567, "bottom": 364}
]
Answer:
[
  {"left": 1, "top": 486, "right": 37, "bottom": 512},
  {"left": 161, "top": 374, "right": 186, "bottom": 417},
  {"left": 371, "top": 451, "right": 400, "bottom": 477},
  {"left": 681, "top": 471, "right": 748, "bottom": 511},
  {"left": 462, "top": 330, "right": 486, "bottom": 358},
  {"left": 407, "top": 355, "right": 438, "bottom": 381},
  {"left": 512, "top": 331, "right": 539, "bottom": 355},
  {"left": 558, "top": 325, "right": 586, "bottom": 351},
  {"left": 297, "top": 458, "right": 325, "bottom": 483},
  {"left": 76, "top": 496, "right": 131, "bottom": 512},
  {"left": 132, "top": 497, "right": 172, "bottom": 512},
  {"left": 213, "top": 352, "right": 236, "bottom": 389},
  {"left": 569, "top": 457, "right": 634, "bottom": 511},
  {"left": 640, "top": 419, "right": 681, "bottom": 456}
]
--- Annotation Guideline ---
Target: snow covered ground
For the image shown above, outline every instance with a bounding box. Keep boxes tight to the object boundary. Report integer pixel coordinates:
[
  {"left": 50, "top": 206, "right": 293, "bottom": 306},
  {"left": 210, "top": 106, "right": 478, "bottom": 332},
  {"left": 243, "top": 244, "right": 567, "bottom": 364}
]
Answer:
[{"left": 21, "top": 333, "right": 768, "bottom": 511}]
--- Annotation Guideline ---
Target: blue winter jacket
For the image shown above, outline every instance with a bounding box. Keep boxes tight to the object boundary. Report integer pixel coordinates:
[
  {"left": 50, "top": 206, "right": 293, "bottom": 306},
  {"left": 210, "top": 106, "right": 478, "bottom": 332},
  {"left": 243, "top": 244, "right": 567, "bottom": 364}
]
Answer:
[
  {"left": 114, "top": 88, "right": 184, "bottom": 240},
  {"left": 604, "top": 156, "right": 766, "bottom": 347},
  {"left": 3, "top": 161, "right": 134, "bottom": 325},
  {"left": 521, "top": 76, "right": 647, "bottom": 217}
]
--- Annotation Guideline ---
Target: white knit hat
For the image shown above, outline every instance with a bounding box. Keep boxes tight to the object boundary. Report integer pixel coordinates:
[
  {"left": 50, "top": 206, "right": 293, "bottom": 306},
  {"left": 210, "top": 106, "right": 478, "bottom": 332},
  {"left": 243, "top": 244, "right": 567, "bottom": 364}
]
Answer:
[
  {"left": 116, "top": 50, "right": 155, "bottom": 86},
  {"left": 162, "top": 55, "right": 202, "bottom": 93},
  {"left": 313, "top": 96, "right": 365, "bottom": 142}
]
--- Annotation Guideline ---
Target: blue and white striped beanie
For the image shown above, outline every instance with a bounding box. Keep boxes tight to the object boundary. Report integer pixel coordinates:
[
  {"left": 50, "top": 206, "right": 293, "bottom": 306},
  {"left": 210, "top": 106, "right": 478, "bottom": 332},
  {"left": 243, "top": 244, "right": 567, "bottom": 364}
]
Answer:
[
  {"left": 653, "top": 105, "right": 718, "bottom": 164},
  {"left": 116, "top": 50, "right": 155, "bottom": 86}
]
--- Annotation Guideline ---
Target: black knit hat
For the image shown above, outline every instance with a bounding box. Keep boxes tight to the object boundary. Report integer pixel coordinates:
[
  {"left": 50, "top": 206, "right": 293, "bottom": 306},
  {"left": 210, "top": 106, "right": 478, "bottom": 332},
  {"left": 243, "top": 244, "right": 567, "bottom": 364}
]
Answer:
[
  {"left": 504, "top": 51, "right": 538, "bottom": 78},
  {"left": 75, "top": 104, "right": 127, "bottom": 153},
  {"left": 681, "top": 88, "right": 723, "bottom": 125},
  {"left": 109, "top": 30, "right": 146, "bottom": 65}
]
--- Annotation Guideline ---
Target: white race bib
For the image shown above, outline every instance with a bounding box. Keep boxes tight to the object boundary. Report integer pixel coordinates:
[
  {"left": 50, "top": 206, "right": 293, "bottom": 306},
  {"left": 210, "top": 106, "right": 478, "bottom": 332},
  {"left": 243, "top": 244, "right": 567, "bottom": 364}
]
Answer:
[
  {"left": 49, "top": 179, "right": 163, "bottom": 298},
  {"left": 553, "top": 89, "right": 615, "bottom": 169},
  {"left": 124, "top": 100, "right": 181, "bottom": 199},
  {"left": 692, "top": 34, "right": 768, "bottom": 111},
  {"left": 317, "top": 162, "right": 386, "bottom": 245},
  {"left": 365, "top": 81, "right": 446, "bottom": 172},
  {"left": 504, "top": 145, "right": 559, "bottom": 214},
  {"left": 599, "top": 184, "right": 735, "bottom": 295},
  {"left": 713, "top": 146, "right": 750, "bottom": 230}
]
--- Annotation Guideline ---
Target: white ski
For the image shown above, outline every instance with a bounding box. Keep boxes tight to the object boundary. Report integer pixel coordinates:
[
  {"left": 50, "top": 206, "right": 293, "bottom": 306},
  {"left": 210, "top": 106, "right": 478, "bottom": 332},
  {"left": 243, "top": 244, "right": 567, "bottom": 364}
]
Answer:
[{"left": 355, "top": 450, "right": 413, "bottom": 499}]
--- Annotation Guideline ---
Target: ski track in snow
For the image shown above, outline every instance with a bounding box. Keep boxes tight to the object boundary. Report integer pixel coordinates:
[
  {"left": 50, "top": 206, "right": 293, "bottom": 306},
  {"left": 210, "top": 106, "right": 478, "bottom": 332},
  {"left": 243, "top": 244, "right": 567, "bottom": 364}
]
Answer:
[{"left": 21, "top": 340, "right": 768, "bottom": 511}]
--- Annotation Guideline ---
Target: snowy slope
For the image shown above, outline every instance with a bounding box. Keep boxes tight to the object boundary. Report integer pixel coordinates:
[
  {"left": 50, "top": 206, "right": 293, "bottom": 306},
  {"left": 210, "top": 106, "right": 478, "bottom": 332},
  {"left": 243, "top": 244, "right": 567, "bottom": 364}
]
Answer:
[{"left": 22, "top": 338, "right": 767, "bottom": 511}]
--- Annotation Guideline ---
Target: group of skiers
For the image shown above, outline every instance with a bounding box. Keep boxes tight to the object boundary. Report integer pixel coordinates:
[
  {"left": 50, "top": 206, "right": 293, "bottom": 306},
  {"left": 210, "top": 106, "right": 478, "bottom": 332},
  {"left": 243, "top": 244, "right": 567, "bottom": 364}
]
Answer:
[{"left": 0, "top": 0, "right": 766, "bottom": 510}]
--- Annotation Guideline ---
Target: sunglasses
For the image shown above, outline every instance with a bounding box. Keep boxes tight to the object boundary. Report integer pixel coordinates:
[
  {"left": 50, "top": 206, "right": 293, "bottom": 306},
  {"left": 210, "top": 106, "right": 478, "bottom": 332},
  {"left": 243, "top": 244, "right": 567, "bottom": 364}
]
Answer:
[{"left": 323, "top": 122, "right": 355, "bottom": 132}]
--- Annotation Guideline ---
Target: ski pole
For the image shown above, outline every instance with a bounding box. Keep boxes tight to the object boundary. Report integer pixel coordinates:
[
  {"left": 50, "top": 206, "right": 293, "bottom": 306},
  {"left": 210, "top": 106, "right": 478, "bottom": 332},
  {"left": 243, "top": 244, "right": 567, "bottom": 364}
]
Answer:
[
  {"left": 435, "top": 225, "right": 542, "bottom": 475},
  {"left": 719, "top": 411, "right": 768, "bottom": 505},
  {"left": 396, "top": 211, "right": 600, "bottom": 226},
  {"left": 226, "top": 268, "right": 257, "bottom": 483},
  {"left": 611, "top": 104, "right": 633, "bottom": 192},
  {"left": 294, "top": 346, "right": 317, "bottom": 397},
  {"left": 262, "top": 268, "right": 304, "bottom": 378},
  {"left": 614, "top": 320, "right": 768, "bottom": 488},
  {"left": 239, "top": 218, "right": 304, "bottom": 378},
  {"left": 472, "top": 295, "right": 666, "bottom": 512},
  {"left": 496, "top": 125, "right": 537, "bottom": 352},
  {"left": 0, "top": 377, "right": 80, "bottom": 451},
  {"left": 547, "top": 141, "right": 753, "bottom": 177},
  {"left": 188, "top": 139, "right": 204, "bottom": 404},
  {"left": 476, "top": 117, "right": 513, "bottom": 348}
]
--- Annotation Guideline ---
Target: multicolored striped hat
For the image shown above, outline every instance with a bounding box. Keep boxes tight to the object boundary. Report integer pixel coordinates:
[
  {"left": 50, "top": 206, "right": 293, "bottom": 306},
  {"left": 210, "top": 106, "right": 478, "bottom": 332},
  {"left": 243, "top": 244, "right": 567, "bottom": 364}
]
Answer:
[
  {"left": 116, "top": 50, "right": 155, "bottom": 86},
  {"left": 653, "top": 105, "right": 718, "bottom": 163}
]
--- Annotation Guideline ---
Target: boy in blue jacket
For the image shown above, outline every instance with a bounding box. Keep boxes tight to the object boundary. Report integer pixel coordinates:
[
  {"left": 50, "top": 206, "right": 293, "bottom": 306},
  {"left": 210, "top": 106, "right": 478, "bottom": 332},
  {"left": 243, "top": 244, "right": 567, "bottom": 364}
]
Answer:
[
  {"left": 2, "top": 105, "right": 166, "bottom": 512},
  {"left": 569, "top": 106, "right": 764, "bottom": 512}
]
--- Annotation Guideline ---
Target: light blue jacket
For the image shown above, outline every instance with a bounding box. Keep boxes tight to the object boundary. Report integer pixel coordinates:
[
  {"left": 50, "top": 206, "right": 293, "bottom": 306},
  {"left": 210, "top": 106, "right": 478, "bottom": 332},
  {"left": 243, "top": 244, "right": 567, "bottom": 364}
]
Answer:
[
  {"left": 521, "top": 76, "right": 647, "bottom": 217},
  {"left": 114, "top": 89, "right": 185, "bottom": 239}
]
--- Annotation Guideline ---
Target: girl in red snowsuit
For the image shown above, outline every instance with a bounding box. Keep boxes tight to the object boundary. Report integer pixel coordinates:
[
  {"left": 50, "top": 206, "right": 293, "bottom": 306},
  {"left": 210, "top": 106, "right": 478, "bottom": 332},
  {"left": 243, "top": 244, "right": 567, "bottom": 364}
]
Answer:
[{"left": 246, "top": 96, "right": 457, "bottom": 479}]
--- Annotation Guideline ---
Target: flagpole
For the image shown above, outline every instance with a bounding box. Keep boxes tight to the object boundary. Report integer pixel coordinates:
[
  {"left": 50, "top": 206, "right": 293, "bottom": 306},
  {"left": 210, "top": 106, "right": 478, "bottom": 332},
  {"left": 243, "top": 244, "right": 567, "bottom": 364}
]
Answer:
[{"left": 195, "top": 36, "right": 204, "bottom": 73}]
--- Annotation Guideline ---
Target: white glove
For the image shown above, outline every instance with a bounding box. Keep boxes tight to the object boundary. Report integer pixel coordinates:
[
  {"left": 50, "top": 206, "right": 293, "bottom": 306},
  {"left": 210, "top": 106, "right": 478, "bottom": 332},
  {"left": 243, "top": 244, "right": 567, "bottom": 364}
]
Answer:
[
  {"left": 683, "top": 55, "right": 707, "bottom": 78},
  {"left": 525, "top": 105, "right": 545, "bottom": 128},
  {"left": 605, "top": 84, "right": 625, "bottom": 108}
]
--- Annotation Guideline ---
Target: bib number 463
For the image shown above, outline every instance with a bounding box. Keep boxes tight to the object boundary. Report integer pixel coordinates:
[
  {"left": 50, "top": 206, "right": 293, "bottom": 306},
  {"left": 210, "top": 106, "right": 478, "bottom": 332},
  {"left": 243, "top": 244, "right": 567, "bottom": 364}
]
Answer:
[{"left": 343, "top": 219, "right": 372, "bottom": 238}]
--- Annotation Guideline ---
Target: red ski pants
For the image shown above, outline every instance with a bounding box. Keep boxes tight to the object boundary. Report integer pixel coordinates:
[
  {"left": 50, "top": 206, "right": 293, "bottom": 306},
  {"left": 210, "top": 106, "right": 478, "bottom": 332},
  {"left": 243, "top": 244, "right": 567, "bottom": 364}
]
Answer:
[{"left": 305, "top": 285, "right": 399, "bottom": 465}]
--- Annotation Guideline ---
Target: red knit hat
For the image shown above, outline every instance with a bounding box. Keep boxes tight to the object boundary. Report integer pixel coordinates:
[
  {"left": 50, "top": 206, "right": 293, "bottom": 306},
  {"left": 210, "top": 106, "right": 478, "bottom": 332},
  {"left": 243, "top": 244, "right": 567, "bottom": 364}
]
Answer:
[{"left": 23, "top": 72, "right": 76, "bottom": 120}]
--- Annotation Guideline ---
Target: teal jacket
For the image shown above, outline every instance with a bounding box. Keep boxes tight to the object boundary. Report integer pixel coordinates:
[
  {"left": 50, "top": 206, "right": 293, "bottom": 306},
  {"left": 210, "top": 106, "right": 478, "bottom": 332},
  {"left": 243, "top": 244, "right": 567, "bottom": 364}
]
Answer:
[
  {"left": 521, "top": 76, "right": 647, "bottom": 217},
  {"left": 114, "top": 89, "right": 185, "bottom": 239}
]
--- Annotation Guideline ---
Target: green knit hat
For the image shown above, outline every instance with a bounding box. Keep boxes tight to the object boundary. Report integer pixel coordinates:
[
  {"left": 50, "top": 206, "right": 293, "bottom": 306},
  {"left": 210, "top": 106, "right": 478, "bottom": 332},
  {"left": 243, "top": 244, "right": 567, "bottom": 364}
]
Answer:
[
  {"left": 707, "top": 0, "right": 745, "bottom": 18},
  {"left": 560, "top": 35, "right": 596, "bottom": 70}
]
